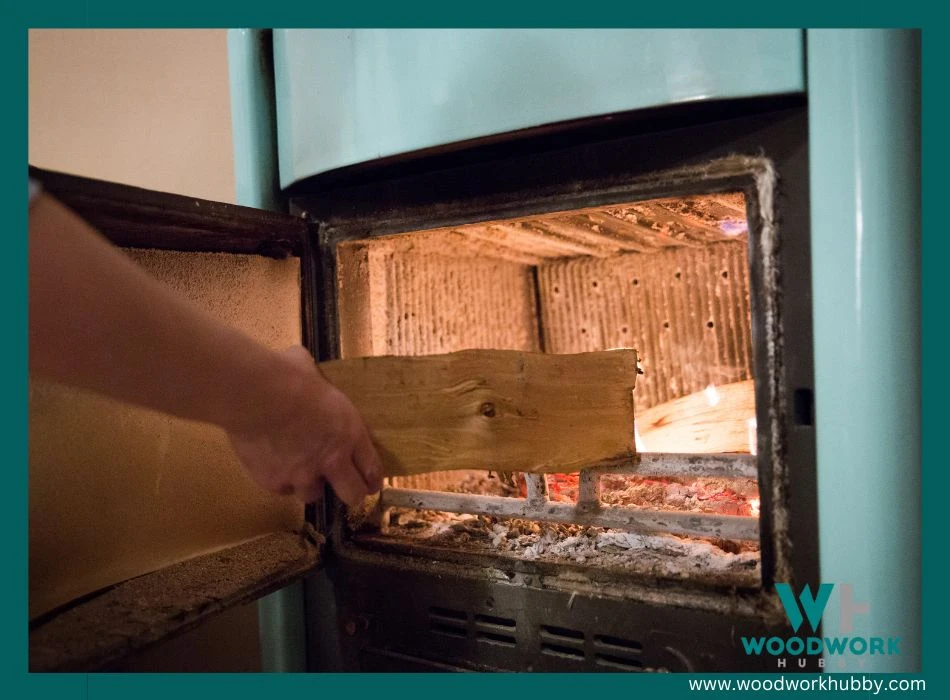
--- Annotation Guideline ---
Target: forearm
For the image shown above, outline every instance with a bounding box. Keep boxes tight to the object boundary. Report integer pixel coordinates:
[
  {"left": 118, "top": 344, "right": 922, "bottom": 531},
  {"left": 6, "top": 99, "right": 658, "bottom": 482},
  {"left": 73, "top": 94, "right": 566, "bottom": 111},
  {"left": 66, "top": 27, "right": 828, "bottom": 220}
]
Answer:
[{"left": 28, "top": 194, "right": 294, "bottom": 432}]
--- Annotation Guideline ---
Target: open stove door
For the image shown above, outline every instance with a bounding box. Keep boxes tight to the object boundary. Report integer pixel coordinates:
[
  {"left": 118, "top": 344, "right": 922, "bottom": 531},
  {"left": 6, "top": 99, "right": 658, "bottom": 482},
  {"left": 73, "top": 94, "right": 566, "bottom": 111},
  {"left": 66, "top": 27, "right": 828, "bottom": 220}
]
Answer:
[{"left": 27, "top": 168, "right": 326, "bottom": 672}]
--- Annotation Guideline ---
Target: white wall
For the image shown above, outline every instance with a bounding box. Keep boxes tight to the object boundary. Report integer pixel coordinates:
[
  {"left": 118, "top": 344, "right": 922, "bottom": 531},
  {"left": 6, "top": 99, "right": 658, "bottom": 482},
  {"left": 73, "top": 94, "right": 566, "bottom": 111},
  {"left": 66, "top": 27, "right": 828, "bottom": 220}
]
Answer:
[
  {"left": 29, "top": 29, "right": 236, "bottom": 203},
  {"left": 28, "top": 29, "right": 268, "bottom": 672}
]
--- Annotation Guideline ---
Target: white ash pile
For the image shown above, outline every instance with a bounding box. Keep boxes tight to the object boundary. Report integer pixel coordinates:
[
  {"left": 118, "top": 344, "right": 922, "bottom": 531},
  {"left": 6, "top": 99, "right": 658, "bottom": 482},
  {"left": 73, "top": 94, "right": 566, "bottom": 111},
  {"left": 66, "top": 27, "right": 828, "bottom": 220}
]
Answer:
[{"left": 382, "top": 508, "right": 759, "bottom": 583}]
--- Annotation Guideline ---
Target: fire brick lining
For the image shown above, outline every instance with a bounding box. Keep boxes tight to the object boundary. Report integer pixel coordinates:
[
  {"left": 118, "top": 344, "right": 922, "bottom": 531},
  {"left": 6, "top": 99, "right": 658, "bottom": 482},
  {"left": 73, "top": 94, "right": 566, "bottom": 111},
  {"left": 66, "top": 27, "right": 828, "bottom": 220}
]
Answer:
[
  {"left": 537, "top": 239, "right": 753, "bottom": 413},
  {"left": 382, "top": 250, "right": 540, "bottom": 355},
  {"left": 337, "top": 239, "right": 541, "bottom": 491},
  {"left": 336, "top": 241, "right": 540, "bottom": 357},
  {"left": 335, "top": 193, "right": 748, "bottom": 266}
]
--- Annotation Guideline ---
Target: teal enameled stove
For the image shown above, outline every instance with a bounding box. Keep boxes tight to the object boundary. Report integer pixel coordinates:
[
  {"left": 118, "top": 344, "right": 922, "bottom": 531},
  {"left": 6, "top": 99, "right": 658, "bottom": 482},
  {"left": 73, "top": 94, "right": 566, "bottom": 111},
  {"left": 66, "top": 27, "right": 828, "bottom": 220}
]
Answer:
[{"left": 228, "top": 29, "right": 920, "bottom": 673}]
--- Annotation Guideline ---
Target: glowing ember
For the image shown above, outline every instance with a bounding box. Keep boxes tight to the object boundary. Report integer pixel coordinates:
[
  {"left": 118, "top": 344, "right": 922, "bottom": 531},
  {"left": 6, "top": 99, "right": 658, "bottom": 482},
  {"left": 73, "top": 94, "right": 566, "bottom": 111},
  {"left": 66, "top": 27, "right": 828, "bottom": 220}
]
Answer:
[{"left": 750, "top": 498, "right": 760, "bottom": 517}]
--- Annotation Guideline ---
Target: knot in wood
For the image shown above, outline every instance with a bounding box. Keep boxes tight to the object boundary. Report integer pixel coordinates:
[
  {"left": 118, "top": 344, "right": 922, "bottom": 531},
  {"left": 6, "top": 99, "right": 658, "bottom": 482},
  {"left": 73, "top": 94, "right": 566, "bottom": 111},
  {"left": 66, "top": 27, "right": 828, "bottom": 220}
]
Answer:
[{"left": 480, "top": 402, "right": 497, "bottom": 418}]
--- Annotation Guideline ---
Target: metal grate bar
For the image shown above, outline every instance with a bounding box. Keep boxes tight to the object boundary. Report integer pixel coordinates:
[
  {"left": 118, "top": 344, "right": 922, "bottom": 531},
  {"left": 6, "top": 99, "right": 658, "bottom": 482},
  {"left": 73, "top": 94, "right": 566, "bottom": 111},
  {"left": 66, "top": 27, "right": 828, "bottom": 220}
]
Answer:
[
  {"left": 525, "top": 474, "right": 548, "bottom": 505},
  {"left": 381, "top": 488, "right": 758, "bottom": 541},
  {"left": 577, "top": 470, "right": 601, "bottom": 509},
  {"left": 589, "top": 453, "right": 757, "bottom": 480}
]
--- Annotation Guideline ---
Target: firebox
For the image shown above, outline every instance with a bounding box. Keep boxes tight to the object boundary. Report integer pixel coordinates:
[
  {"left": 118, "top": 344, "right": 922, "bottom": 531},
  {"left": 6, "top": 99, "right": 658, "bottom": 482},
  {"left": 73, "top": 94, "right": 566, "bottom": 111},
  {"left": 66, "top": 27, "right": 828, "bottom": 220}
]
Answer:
[{"left": 338, "top": 188, "right": 761, "bottom": 578}]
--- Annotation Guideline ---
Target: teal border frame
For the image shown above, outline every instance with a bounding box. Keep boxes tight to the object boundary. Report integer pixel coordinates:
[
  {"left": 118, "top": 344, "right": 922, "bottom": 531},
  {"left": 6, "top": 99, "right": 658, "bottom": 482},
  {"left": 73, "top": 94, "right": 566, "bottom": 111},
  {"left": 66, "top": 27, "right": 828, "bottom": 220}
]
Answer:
[{"left": 8, "top": 5, "right": 939, "bottom": 698}]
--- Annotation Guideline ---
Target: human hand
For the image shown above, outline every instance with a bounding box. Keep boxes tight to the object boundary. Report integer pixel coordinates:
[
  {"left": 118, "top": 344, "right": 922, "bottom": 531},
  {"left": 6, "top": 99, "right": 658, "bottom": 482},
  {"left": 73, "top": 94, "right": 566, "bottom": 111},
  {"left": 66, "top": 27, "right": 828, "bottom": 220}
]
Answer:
[
  {"left": 226, "top": 346, "right": 383, "bottom": 507},
  {"left": 27, "top": 193, "right": 382, "bottom": 507}
]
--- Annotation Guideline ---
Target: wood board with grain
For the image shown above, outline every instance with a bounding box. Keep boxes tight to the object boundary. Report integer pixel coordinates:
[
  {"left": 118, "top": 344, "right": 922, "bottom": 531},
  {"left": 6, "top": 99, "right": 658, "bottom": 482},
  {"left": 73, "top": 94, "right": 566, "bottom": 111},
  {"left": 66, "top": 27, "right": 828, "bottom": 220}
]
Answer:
[
  {"left": 319, "top": 349, "right": 638, "bottom": 477},
  {"left": 636, "top": 379, "right": 756, "bottom": 454}
]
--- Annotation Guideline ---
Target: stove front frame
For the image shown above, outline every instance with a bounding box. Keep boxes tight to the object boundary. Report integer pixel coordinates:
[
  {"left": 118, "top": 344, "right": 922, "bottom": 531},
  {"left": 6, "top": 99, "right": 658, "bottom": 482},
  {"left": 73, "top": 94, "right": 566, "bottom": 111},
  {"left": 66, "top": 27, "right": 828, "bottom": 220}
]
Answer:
[{"left": 290, "top": 97, "right": 818, "bottom": 672}]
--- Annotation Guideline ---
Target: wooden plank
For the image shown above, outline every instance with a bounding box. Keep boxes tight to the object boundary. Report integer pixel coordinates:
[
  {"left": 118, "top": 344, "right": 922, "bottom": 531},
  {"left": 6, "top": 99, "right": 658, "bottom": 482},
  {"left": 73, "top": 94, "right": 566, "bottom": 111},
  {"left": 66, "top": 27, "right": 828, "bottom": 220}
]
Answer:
[
  {"left": 636, "top": 379, "right": 756, "bottom": 454},
  {"left": 29, "top": 529, "right": 322, "bottom": 672},
  {"left": 320, "top": 349, "right": 638, "bottom": 476},
  {"left": 29, "top": 166, "right": 309, "bottom": 257}
]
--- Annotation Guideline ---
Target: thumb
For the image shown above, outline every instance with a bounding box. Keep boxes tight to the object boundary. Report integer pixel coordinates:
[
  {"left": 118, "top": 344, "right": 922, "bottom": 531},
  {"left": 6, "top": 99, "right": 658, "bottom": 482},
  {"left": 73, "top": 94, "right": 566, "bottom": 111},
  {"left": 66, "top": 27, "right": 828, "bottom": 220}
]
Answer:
[{"left": 280, "top": 345, "right": 316, "bottom": 368}]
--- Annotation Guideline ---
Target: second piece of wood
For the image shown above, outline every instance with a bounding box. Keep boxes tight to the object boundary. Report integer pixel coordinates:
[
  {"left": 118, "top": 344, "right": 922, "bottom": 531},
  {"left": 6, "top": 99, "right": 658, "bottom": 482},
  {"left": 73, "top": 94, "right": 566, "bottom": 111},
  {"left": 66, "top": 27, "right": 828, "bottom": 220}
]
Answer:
[
  {"left": 319, "top": 349, "right": 638, "bottom": 477},
  {"left": 636, "top": 379, "right": 756, "bottom": 454}
]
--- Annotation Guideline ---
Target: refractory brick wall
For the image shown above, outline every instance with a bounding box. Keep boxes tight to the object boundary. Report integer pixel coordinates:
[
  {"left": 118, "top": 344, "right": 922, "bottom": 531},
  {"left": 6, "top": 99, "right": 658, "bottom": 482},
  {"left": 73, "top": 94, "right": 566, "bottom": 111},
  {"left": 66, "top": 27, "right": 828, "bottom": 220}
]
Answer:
[
  {"left": 537, "top": 240, "right": 754, "bottom": 414},
  {"left": 337, "top": 233, "right": 753, "bottom": 487},
  {"left": 337, "top": 238, "right": 540, "bottom": 491}
]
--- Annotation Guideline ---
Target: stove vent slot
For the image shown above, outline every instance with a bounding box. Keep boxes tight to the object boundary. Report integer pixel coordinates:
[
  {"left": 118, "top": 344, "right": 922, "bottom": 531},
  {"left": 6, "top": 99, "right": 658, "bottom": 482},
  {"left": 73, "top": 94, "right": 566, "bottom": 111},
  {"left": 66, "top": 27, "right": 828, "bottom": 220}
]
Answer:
[
  {"left": 428, "top": 607, "right": 519, "bottom": 647},
  {"left": 418, "top": 603, "right": 648, "bottom": 670},
  {"left": 594, "top": 634, "right": 643, "bottom": 652},
  {"left": 476, "top": 630, "right": 517, "bottom": 647},
  {"left": 594, "top": 634, "right": 643, "bottom": 671},
  {"left": 540, "top": 643, "right": 585, "bottom": 661},
  {"left": 474, "top": 613, "right": 517, "bottom": 647},
  {"left": 475, "top": 613, "right": 516, "bottom": 628},
  {"left": 428, "top": 606, "right": 468, "bottom": 639},
  {"left": 541, "top": 625, "right": 584, "bottom": 641},
  {"left": 537, "top": 626, "right": 644, "bottom": 669},
  {"left": 540, "top": 625, "right": 585, "bottom": 662}
]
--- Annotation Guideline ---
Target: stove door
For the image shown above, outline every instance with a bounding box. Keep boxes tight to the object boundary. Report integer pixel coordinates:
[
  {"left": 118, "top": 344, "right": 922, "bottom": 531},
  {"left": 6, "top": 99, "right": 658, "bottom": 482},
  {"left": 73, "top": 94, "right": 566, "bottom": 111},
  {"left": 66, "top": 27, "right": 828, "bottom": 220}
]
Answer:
[{"left": 28, "top": 167, "right": 324, "bottom": 672}]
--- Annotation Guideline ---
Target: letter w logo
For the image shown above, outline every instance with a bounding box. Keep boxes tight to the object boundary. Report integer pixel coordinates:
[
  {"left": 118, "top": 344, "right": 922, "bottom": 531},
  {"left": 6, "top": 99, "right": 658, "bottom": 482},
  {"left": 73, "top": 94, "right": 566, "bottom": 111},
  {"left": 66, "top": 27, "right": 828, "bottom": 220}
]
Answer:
[{"left": 775, "top": 583, "right": 835, "bottom": 633}]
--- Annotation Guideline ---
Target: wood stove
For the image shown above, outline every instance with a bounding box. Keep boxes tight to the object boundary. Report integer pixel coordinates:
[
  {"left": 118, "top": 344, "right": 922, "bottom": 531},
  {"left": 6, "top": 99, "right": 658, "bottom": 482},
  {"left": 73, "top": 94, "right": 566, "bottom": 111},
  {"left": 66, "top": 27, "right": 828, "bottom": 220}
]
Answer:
[{"left": 288, "top": 99, "right": 818, "bottom": 672}]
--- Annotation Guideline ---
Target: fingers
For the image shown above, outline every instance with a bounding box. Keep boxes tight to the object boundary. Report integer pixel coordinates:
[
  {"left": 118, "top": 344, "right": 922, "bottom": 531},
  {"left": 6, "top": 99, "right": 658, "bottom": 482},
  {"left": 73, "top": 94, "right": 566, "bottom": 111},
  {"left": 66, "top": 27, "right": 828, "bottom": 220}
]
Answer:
[
  {"left": 293, "top": 476, "right": 326, "bottom": 504},
  {"left": 352, "top": 428, "right": 383, "bottom": 493},
  {"left": 263, "top": 345, "right": 382, "bottom": 508},
  {"left": 325, "top": 458, "right": 370, "bottom": 509},
  {"left": 281, "top": 344, "right": 316, "bottom": 367},
  {"left": 292, "top": 432, "right": 380, "bottom": 506}
]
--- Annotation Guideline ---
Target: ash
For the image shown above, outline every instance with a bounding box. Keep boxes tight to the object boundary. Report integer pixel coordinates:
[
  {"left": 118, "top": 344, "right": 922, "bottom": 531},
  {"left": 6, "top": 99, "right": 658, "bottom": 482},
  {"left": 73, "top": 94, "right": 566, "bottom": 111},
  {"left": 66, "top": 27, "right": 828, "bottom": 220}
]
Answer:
[{"left": 378, "top": 475, "right": 760, "bottom": 586}]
